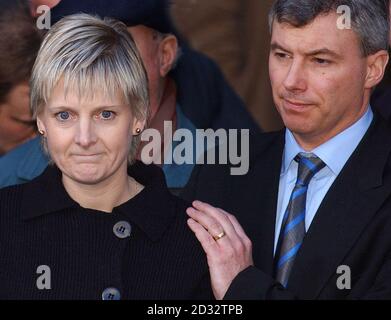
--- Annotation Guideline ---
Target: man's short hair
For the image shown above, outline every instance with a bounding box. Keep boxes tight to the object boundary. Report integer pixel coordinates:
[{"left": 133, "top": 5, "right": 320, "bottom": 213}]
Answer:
[{"left": 269, "top": 0, "right": 390, "bottom": 56}]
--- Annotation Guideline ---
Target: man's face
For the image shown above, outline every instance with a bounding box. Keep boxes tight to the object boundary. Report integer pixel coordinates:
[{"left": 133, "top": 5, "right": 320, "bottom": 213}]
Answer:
[
  {"left": 0, "top": 82, "right": 36, "bottom": 155},
  {"left": 269, "top": 13, "right": 372, "bottom": 149}
]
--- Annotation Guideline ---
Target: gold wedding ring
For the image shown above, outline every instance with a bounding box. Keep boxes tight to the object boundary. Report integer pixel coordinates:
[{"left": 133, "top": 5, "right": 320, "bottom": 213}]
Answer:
[{"left": 213, "top": 231, "right": 226, "bottom": 241}]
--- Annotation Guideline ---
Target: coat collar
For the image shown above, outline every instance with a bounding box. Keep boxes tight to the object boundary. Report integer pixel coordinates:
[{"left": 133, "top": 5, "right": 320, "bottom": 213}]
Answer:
[{"left": 20, "top": 161, "right": 177, "bottom": 242}]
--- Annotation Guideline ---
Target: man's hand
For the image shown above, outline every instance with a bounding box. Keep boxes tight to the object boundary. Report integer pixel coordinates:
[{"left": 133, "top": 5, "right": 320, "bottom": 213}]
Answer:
[{"left": 186, "top": 200, "right": 254, "bottom": 300}]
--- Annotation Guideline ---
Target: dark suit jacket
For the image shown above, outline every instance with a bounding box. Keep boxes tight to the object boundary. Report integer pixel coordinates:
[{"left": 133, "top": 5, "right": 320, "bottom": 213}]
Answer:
[{"left": 183, "top": 112, "right": 391, "bottom": 299}]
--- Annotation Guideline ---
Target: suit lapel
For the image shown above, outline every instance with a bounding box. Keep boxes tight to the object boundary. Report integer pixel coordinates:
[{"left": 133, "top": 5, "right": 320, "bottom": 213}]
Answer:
[
  {"left": 287, "top": 115, "right": 391, "bottom": 298},
  {"left": 231, "top": 131, "right": 285, "bottom": 275}
]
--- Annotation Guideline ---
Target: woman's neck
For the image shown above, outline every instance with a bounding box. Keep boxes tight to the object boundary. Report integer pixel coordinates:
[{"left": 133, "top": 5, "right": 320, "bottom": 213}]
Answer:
[{"left": 62, "top": 166, "right": 144, "bottom": 213}]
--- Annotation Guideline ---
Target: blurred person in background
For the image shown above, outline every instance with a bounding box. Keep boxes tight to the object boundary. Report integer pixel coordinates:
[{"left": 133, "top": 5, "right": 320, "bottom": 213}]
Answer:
[{"left": 0, "top": 0, "right": 48, "bottom": 188}]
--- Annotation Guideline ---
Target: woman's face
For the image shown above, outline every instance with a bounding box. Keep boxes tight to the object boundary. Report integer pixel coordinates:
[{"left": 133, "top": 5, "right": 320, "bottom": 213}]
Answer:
[{"left": 37, "top": 83, "right": 144, "bottom": 185}]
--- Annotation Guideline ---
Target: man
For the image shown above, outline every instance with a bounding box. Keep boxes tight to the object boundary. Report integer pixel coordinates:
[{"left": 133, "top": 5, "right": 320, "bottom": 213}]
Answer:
[
  {"left": 184, "top": 0, "right": 391, "bottom": 299},
  {"left": 2, "top": 0, "right": 260, "bottom": 192}
]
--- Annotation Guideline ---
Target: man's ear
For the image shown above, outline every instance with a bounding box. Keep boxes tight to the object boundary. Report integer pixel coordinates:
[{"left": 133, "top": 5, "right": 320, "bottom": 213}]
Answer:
[
  {"left": 158, "top": 35, "right": 178, "bottom": 77},
  {"left": 365, "top": 50, "right": 389, "bottom": 89}
]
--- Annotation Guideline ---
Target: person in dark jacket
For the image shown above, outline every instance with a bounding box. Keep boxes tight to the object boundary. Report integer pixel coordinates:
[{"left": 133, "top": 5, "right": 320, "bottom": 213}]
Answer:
[
  {"left": 0, "top": 13, "right": 212, "bottom": 300},
  {"left": 2, "top": 0, "right": 260, "bottom": 192}
]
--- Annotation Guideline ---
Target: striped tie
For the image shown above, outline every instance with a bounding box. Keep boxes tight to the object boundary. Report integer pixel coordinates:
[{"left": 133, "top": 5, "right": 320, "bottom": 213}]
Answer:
[{"left": 274, "top": 153, "right": 325, "bottom": 287}]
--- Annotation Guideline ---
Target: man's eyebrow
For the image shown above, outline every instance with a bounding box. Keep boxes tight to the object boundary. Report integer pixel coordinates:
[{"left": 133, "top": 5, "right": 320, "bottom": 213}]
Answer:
[
  {"left": 271, "top": 42, "right": 342, "bottom": 59},
  {"left": 270, "top": 42, "right": 292, "bottom": 54},
  {"left": 305, "top": 48, "right": 342, "bottom": 59}
]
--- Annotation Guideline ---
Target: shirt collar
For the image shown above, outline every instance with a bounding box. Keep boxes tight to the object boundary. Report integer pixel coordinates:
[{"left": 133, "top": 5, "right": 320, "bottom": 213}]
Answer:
[
  {"left": 282, "top": 106, "right": 373, "bottom": 175},
  {"left": 20, "top": 161, "right": 177, "bottom": 242}
]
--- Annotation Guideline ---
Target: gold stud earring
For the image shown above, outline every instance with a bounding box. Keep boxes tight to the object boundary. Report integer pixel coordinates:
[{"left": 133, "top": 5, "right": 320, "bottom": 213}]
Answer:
[
  {"left": 135, "top": 128, "right": 142, "bottom": 135},
  {"left": 38, "top": 129, "right": 45, "bottom": 135}
]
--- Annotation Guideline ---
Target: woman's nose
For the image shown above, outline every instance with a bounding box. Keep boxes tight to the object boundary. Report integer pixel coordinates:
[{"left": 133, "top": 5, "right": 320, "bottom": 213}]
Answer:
[{"left": 74, "top": 118, "right": 98, "bottom": 148}]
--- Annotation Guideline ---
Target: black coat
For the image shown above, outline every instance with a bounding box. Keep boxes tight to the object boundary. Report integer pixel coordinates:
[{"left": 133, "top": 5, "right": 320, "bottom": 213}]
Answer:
[
  {"left": 0, "top": 162, "right": 213, "bottom": 300},
  {"left": 183, "top": 112, "right": 391, "bottom": 299}
]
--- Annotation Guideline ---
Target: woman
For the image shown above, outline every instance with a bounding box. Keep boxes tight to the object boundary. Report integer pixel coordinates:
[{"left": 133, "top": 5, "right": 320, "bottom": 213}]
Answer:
[{"left": 0, "top": 14, "right": 212, "bottom": 300}]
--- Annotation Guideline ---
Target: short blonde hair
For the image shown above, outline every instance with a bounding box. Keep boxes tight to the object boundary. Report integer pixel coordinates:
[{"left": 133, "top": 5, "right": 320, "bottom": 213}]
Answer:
[{"left": 30, "top": 13, "right": 149, "bottom": 164}]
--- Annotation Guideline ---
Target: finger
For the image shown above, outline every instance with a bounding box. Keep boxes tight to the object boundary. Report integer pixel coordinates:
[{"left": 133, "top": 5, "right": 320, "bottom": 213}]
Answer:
[
  {"left": 186, "top": 207, "right": 231, "bottom": 244},
  {"left": 191, "top": 201, "right": 239, "bottom": 240},
  {"left": 187, "top": 218, "right": 220, "bottom": 256},
  {"left": 218, "top": 209, "right": 249, "bottom": 242}
]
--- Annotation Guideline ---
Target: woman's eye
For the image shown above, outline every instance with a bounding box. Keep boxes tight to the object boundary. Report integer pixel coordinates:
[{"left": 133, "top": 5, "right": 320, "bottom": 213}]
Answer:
[
  {"left": 100, "top": 110, "right": 115, "bottom": 120},
  {"left": 55, "top": 111, "right": 71, "bottom": 121}
]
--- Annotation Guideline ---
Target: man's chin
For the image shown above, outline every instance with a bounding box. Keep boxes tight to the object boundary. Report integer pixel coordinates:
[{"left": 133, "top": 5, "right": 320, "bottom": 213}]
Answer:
[
  {"left": 280, "top": 107, "right": 318, "bottom": 129},
  {"left": 283, "top": 119, "right": 315, "bottom": 136}
]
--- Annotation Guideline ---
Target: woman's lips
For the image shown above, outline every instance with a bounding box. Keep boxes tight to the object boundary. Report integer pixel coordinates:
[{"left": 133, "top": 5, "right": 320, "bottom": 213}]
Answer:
[{"left": 72, "top": 154, "right": 102, "bottom": 162}]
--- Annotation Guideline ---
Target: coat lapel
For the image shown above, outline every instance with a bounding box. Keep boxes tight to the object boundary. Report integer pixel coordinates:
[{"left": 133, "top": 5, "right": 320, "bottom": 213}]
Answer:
[
  {"left": 230, "top": 131, "right": 285, "bottom": 275},
  {"left": 287, "top": 115, "right": 391, "bottom": 298}
]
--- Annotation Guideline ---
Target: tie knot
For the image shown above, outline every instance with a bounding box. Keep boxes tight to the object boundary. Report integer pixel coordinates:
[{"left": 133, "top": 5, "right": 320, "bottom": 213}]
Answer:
[{"left": 294, "top": 153, "right": 325, "bottom": 186}]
